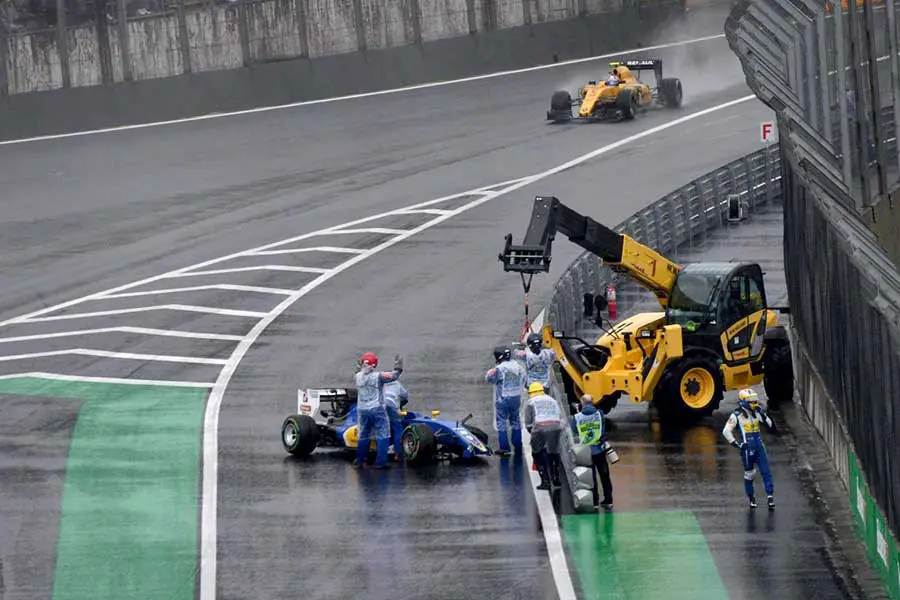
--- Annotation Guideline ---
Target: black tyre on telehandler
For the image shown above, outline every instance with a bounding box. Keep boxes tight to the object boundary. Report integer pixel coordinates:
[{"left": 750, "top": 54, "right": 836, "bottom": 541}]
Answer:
[{"left": 653, "top": 354, "right": 723, "bottom": 422}]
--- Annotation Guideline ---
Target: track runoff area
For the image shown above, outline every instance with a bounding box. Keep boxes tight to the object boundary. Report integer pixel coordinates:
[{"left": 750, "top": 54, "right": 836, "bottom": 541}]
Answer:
[{"left": 0, "top": 33, "right": 769, "bottom": 600}]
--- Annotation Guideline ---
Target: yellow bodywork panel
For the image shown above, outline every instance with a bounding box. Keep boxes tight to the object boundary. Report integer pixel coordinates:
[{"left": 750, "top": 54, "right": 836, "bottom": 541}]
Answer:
[
  {"left": 617, "top": 236, "right": 680, "bottom": 305},
  {"left": 342, "top": 425, "right": 377, "bottom": 450},
  {"left": 721, "top": 362, "right": 763, "bottom": 390},
  {"left": 544, "top": 316, "right": 684, "bottom": 404},
  {"left": 576, "top": 65, "right": 652, "bottom": 117}
]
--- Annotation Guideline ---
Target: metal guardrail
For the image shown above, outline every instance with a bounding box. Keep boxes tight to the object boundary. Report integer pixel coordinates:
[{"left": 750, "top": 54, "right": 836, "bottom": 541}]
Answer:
[{"left": 541, "top": 145, "right": 785, "bottom": 509}]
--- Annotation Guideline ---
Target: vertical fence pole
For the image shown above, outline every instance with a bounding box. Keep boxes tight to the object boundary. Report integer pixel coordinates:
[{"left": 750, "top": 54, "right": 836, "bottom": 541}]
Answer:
[
  {"left": 834, "top": 4, "right": 854, "bottom": 190},
  {"left": 887, "top": 0, "right": 900, "bottom": 198},
  {"left": 95, "top": 0, "right": 114, "bottom": 84},
  {"left": 237, "top": 0, "right": 251, "bottom": 67},
  {"left": 351, "top": 0, "right": 366, "bottom": 53},
  {"left": 177, "top": 0, "right": 192, "bottom": 74},
  {"left": 817, "top": 11, "right": 833, "bottom": 145},
  {"left": 56, "top": 0, "right": 71, "bottom": 87},
  {"left": 117, "top": 0, "right": 132, "bottom": 81},
  {"left": 863, "top": 0, "right": 887, "bottom": 196},
  {"left": 407, "top": 0, "right": 423, "bottom": 45},
  {"left": 0, "top": 4, "right": 9, "bottom": 97},
  {"left": 466, "top": 0, "right": 478, "bottom": 34},
  {"left": 522, "top": 0, "right": 534, "bottom": 30},
  {"left": 294, "top": 0, "right": 310, "bottom": 57},
  {"left": 847, "top": 0, "right": 872, "bottom": 206}
]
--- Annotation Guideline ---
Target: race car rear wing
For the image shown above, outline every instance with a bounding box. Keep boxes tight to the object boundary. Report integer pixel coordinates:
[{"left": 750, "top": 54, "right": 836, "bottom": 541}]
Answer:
[{"left": 608, "top": 58, "right": 663, "bottom": 82}]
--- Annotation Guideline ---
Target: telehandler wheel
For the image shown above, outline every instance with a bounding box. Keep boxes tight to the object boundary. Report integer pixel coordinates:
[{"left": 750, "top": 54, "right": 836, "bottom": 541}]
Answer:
[
  {"left": 655, "top": 355, "right": 722, "bottom": 421},
  {"left": 762, "top": 339, "right": 794, "bottom": 407}
]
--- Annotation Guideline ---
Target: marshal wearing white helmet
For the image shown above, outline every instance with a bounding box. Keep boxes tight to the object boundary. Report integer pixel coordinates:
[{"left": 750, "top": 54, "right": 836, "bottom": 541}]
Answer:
[{"left": 722, "top": 388, "right": 778, "bottom": 509}]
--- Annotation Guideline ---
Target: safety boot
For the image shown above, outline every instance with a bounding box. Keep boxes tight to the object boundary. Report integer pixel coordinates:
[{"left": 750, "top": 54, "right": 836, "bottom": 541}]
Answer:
[
  {"left": 549, "top": 454, "right": 562, "bottom": 487},
  {"left": 534, "top": 453, "right": 551, "bottom": 490}
]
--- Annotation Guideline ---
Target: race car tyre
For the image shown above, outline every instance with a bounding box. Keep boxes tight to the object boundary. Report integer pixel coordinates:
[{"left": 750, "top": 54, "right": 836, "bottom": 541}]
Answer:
[
  {"left": 762, "top": 339, "right": 794, "bottom": 407},
  {"left": 654, "top": 354, "right": 722, "bottom": 422},
  {"left": 401, "top": 423, "right": 435, "bottom": 465},
  {"left": 466, "top": 425, "right": 490, "bottom": 447},
  {"left": 550, "top": 90, "right": 572, "bottom": 110},
  {"left": 660, "top": 78, "right": 683, "bottom": 108},
  {"left": 616, "top": 89, "right": 636, "bottom": 120},
  {"left": 281, "top": 414, "right": 320, "bottom": 457},
  {"left": 548, "top": 90, "right": 572, "bottom": 121}
]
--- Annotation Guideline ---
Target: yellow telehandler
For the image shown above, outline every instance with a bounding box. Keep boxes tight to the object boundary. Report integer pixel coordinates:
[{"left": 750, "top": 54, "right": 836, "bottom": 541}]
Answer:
[{"left": 499, "top": 195, "right": 794, "bottom": 420}]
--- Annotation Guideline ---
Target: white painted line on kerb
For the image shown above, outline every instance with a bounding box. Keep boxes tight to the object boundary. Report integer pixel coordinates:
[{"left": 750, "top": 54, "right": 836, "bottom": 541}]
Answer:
[
  {"left": 0, "top": 371, "right": 215, "bottom": 388},
  {"left": 194, "top": 93, "right": 754, "bottom": 600},
  {"left": 0, "top": 34, "right": 726, "bottom": 147},
  {"left": 0, "top": 348, "right": 228, "bottom": 365},
  {"left": 171, "top": 265, "right": 330, "bottom": 277},
  {"left": 327, "top": 227, "right": 409, "bottom": 236},
  {"left": 18, "top": 304, "right": 267, "bottom": 323},
  {"left": 101, "top": 284, "right": 298, "bottom": 298},
  {"left": 0, "top": 326, "right": 244, "bottom": 344},
  {"left": 244, "top": 247, "right": 367, "bottom": 256}
]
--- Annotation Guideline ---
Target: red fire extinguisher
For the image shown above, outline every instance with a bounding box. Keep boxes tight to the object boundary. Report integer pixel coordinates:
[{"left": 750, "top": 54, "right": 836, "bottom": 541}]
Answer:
[{"left": 607, "top": 284, "right": 617, "bottom": 321}]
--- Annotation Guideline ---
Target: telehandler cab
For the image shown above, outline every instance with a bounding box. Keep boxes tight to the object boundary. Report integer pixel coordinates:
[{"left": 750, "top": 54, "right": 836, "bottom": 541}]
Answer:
[{"left": 499, "top": 195, "right": 794, "bottom": 420}]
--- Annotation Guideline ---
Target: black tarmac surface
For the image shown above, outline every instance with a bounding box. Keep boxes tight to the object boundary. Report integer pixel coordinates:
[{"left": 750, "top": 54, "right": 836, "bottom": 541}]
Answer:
[{"left": 0, "top": 19, "right": 863, "bottom": 600}]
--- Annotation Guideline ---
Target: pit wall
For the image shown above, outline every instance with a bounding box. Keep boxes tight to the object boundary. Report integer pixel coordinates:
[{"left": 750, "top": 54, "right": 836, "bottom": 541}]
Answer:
[
  {"left": 725, "top": 0, "right": 900, "bottom": 595},
  {"left": 0, "top": 0, "right": 691, "bottom": 140}
]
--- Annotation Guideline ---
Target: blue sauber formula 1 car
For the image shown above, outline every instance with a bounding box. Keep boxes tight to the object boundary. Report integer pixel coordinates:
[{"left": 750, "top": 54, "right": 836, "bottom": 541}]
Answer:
[{"left": 281, "top": 388, "right": 493, "bottom": 464}]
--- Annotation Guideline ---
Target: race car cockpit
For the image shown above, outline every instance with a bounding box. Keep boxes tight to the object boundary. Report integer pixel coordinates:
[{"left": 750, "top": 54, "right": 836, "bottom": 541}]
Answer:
[{"left": 317, "top": 388, "right": 357, "bottom": 423}]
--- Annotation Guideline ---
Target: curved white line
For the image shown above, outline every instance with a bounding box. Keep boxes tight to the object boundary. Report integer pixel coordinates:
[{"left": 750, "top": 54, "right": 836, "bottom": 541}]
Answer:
[{"left": 198, "top": 94, "right": 756, "bottom": 600}]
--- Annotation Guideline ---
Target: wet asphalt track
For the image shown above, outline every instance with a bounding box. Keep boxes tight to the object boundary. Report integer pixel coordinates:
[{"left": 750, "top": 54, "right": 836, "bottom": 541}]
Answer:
[
  {"left": 0, "top": 20, "right": 855, "bottom": 600},
  {"left": 568, "top": 201, "right": 853, "bottom": 600}
]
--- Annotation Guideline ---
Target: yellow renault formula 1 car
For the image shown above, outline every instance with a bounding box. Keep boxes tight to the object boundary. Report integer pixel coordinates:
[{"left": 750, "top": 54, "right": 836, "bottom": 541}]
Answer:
[{"left": 546, "top": 59, "right": 683, "bottom": 122}]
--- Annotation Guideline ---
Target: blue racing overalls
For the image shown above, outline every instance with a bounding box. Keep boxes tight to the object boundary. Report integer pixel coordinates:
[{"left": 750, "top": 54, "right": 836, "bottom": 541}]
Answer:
[
  {"left": 354, "top": 366, "right": 400, "bottom": 467},
  {"left": 382, "top": 379, "right": 409, "bottom": 457},
  {"left": 723, "top": 406, "right": 775, "bottom": 499},
  {"left": 485, "top": 359, "right": 526, "bottom": 453}
]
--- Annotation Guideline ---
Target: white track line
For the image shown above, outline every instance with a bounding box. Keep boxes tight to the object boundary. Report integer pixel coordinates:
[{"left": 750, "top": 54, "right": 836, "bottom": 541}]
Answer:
[
  {"left": 197, "top": 94, "right": 755, "bottom": 600},
  {"left": 0, "top": 371, "right": 214, "bottom": 388},
  {"left": 172, "top": 265, "right": 330, "bottom": 277},
  {"left": 0, "top": 348, "right": 228, "bottom": 365},
  {"left": 0, "top": 326, "right": 244, "bottom": 343},
  {"left": 394, "top": 208, "right": 453, "bottom": 216},
  {"left": 101, "top": 284, "right": 297, "bottom": 298},
  {"left": 19, "top": 304, "right": 267, "bottom": 323},
  {"left": 0, "top": 189, "right": 557, "bottom": 328},
  {"left": 0, "top": 34, "right": 727, "bottom": 147},
  {"left": 326, "top": 227, "right": 409, "bottom": 235},
  {"left": 243, "top": 247, "right": 367, "bottom": 256}
]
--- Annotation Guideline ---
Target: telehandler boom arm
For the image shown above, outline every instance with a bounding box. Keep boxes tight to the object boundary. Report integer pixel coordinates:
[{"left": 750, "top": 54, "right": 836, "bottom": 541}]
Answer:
[{"left": 499, "top": 196, "right": 681, "bottom": 306}]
